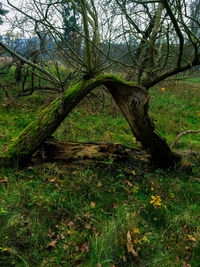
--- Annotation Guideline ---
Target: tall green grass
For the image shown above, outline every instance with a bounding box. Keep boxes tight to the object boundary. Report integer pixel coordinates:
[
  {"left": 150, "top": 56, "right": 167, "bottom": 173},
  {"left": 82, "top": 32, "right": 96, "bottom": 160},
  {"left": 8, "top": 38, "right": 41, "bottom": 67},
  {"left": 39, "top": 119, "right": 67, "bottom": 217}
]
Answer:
[{"left": 0, "top": 77, "right": 200, "bottom": 266}]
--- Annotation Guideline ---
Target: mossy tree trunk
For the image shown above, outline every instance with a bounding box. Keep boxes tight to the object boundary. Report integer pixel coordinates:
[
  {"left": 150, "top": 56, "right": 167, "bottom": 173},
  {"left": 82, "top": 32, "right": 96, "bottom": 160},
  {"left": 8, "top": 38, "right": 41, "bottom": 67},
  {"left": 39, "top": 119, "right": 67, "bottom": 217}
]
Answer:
[
  {"left": 0, "top": 74, "right": 179, "bottom": 168},
  {"left": 0, "top": 75, "right": 114, "bottom": 166}
]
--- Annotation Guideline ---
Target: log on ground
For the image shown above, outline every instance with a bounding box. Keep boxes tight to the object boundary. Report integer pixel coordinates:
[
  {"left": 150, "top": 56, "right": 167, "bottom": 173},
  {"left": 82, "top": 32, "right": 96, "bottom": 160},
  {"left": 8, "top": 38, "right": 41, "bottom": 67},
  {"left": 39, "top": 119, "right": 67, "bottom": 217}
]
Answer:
[{"left": 32, "top": 139, "right": 151, "bottom": 167}]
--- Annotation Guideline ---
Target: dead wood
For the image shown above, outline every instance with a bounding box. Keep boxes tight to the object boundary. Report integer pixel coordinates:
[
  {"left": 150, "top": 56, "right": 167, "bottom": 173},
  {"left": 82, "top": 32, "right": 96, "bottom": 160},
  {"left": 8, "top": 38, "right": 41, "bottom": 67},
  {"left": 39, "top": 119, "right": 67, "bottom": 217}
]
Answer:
[
  {"left": 32, "top": 139, "right": 151, "bottom": 168},
  {"left": 171, "top": 130, "right": 200, "bottom": 148}
]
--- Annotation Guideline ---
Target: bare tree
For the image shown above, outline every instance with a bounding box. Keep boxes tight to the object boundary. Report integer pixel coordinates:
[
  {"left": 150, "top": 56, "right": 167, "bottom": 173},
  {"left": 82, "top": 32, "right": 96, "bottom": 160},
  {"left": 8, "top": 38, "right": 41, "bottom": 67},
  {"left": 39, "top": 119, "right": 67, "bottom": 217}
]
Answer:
[{"left": 0, "top": 0, "right": 199, "bottom": 168}]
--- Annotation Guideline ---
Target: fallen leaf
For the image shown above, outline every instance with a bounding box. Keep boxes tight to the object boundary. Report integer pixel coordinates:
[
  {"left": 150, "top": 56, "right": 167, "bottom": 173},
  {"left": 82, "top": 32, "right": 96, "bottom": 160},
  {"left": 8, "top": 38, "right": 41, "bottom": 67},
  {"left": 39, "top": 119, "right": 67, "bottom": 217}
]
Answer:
[
  {"left": 79, "top": 242, "right": 90, "bottom": 252},
  {"left": 85, "top": 224, "right": 91, "bottom": 229},
  {"left": 97, "top": 182, "right": 102, "bottom": 187},
  {"left": 46, "top": 240, "right": 57, "bottom": 248},
  {"left": 127, "top": 180, "right": 133, "bottom": 187},
  {"left": 0, "top": 177, "right": 8, "bottom": 186},
  {"left": 188, "top": 235, "right": 196, "bottom": 242},
  {"left": 182, "top": 262, "right": 191, "bottom": 267},
  {"left": 90, "top": 202, "right": 96, "bottom": 208},
  {"left": 84, "top": 211, "right": 90, "bottom": 218}
]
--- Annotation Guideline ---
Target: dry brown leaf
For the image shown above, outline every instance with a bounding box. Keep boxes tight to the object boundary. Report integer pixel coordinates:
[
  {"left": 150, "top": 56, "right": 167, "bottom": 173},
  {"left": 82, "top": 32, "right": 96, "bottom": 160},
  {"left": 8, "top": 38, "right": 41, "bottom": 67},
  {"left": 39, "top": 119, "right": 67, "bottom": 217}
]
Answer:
[
  {"left": 46, "top": 240, "right": 57, "bottom": 248},
  {"left": 79, "top": 242, "right": 90, "bottom": 252},
  {"left": 85, "top": 224, "right": 91, "bottom": 229},
  {"left": 84, "top": 211, "right": 90, "bottom": 218},
  {"left": 182, "top": 262, "right": 191, "bottom": 267},
  {"left": 182, "top": 225, "right": 189, "bottom": 234},
  {"left": 97, "top": 182, "right": 102, "bottom": 188},
  {"left": 188, "top": 235, "right": 196, "bottom": 242},
  {"left": 127, "top": 180, "right": 134, "bottom": 187},
  {"left": 0, "top": 177, "right": 8, "bottom": 185},
  {"left": 127, "top": 231, "right": 138, "bottom": 257},
  {"left": 90, "top": 202, "right": 96, "bottom": 208}
]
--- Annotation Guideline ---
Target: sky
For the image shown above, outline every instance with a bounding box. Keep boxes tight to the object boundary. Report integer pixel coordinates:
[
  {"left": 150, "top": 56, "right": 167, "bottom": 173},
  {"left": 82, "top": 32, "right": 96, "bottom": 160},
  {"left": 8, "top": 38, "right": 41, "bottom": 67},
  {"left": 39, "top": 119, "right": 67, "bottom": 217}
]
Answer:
[{"left": 0, "top": 0, "right": 21, "bottom": 35}]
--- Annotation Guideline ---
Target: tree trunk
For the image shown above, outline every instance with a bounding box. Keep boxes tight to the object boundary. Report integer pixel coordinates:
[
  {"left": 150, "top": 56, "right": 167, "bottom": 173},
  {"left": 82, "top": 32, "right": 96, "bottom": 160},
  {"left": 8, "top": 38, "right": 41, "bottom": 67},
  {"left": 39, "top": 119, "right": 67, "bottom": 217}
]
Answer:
[
  {"left": 0, "top": 74, "right": 179, "bottom": 168},
  {"left": 104, "top": 82, "right": 180, "bottom": 168},
  {"left": 0, "top": 75, "right": 134, "bottom": 166}
]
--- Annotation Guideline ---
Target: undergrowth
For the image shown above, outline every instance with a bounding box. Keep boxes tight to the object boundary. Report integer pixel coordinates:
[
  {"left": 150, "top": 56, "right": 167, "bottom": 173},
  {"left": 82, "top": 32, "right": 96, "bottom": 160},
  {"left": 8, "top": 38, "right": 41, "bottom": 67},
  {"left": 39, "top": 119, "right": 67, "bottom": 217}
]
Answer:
[{"left": 0, "top": 77, "right": 200, "bottom": 266}]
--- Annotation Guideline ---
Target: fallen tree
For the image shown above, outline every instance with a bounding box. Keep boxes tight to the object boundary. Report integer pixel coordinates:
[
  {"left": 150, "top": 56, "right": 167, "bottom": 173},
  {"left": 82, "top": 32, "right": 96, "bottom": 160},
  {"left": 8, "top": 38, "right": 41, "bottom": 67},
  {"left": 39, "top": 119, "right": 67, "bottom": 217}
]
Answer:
[{"left": 33, "top": 139, "right": 151, "bottom": 167}]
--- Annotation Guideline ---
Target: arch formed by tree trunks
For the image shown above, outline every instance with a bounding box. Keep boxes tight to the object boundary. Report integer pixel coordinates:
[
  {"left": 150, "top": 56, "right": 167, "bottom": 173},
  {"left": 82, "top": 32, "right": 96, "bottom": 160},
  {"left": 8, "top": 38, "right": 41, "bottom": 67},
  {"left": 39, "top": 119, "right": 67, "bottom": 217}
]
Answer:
[{"left": 0, "top": 74, "right": 179, "bottom": 168}]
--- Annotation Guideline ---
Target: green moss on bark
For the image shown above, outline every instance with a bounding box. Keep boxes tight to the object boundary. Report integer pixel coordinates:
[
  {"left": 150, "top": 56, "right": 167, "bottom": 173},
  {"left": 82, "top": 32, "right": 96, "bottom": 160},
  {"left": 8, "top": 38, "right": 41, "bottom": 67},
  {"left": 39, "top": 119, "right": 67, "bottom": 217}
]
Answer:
[{"left": 1, "top": 74, "right": 139, "bottom": 167}]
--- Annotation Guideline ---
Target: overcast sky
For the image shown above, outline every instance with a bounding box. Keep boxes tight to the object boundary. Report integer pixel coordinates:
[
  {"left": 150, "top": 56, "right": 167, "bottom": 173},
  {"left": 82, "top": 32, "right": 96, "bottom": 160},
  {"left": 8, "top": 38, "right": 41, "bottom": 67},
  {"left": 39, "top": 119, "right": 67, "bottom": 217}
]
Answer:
[{"left": 0, "top": 0, "right": 21, "bottom": 34}]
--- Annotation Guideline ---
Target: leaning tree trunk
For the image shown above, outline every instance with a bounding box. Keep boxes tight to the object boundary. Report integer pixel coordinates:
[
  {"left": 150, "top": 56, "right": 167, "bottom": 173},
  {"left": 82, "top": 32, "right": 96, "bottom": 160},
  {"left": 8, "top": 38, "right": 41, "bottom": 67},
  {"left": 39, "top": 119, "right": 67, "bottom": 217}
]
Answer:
[
  {"left": 0, "top": 74, "right": 179, "bottom": 168},
  {"left": 104, "top": 81, "right": 179, "bottom": 168},
  {"left": 0, "top": 75, "right": 111, "bottom": 166}
]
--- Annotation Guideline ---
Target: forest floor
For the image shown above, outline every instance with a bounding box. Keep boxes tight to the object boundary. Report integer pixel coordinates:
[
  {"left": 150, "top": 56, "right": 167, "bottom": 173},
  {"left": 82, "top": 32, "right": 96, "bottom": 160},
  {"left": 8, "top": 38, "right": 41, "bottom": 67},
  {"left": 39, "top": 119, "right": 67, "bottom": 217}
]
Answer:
[{"left": 0, "top": 77, "right": 200, "bottom": 266}]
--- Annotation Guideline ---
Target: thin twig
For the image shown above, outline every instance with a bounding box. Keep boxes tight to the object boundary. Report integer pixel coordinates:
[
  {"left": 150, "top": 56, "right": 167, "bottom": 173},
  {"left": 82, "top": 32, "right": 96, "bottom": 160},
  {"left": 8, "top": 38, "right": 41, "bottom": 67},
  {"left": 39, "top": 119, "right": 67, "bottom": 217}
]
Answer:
[{"left": 171, "top": 130, "right": 200, "bottom": 148}]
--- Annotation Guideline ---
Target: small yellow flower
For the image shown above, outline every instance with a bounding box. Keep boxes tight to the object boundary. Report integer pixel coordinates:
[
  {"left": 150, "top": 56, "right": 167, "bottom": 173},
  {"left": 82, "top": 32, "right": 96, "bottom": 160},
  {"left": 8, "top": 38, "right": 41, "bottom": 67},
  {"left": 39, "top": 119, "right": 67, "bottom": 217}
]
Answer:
[
  {"left": 150, "top": 195, "right": 162, "bottom": 208},
  {"left": 133, "top": 186, "right": 139, "bottom": 193},
  {"left": 142, "top": 236, "right": 150, "bottom": 243},
  {"left": 132, "top": 170, "right": 136, "bottom": 176},
  {"left": 0, "top": 248, "right": 8, "bottom": 252},
  {"left": 133, "top": 238, "right": 141, "bottom": 244},
  {"left": 151, "top": 187, "right": 154, "bottom": 191},
  {"left": 161, "top": 87, "right": 165, "bottom": 92},
  {"left": 132, "top": 137, "right": 136, "bottom": 143},
  {"left": 132, "top": 227, "right": 140, "bottom": 234},
  {"left": 197, "top": 112, "right": 200, "bottom": 116}
]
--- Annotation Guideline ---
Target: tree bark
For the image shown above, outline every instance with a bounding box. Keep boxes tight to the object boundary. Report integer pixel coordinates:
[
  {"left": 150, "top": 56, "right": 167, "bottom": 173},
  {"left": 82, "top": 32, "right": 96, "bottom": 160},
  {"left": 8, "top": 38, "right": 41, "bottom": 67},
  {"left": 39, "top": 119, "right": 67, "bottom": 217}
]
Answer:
[
  {"left": 0, "top": 74, "right": 179, "bottom": 168},
  {"left": 0, "top": 75, "right": 134, "bottom": 166},
  {"left": 104, "top": 82, "right": 180, "bottom": 168},
  {"left": 33, "top": 139, "right": 150, "bottom": 167}
]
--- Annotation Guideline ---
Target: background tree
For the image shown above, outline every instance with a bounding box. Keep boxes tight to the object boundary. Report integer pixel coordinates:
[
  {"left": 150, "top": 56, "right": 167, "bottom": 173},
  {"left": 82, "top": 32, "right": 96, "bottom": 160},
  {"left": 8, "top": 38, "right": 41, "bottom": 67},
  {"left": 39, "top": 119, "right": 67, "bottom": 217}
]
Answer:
[{"left": 62, "top": 0, "right": 81, "bottom": 54}]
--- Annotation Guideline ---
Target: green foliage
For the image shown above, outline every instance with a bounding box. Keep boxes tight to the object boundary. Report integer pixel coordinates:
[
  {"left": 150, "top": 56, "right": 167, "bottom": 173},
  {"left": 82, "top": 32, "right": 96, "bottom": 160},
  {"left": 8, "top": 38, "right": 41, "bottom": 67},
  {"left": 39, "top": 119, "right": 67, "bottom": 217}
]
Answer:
[{"left": 0, "top": 78, "right": 200, "bottom": 266}]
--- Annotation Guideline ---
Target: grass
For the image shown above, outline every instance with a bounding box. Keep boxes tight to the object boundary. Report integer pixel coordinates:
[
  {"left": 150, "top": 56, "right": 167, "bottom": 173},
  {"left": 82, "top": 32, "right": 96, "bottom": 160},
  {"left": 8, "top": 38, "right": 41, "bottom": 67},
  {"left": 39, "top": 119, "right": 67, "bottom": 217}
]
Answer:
[{"left": 0, "top": 75, "right": 200, "bottom": 266}]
